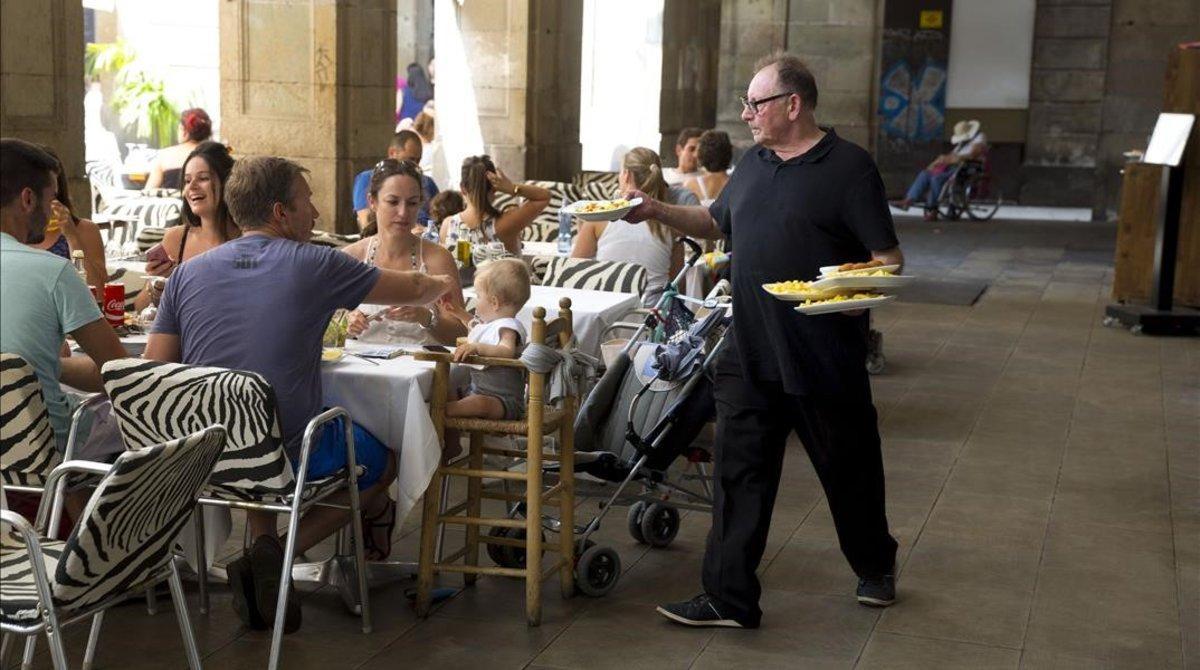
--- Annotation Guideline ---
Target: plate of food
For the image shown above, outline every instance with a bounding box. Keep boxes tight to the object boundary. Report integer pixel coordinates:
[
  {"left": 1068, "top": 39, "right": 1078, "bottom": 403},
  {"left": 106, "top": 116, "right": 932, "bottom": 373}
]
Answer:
[
  {"left": 321, "top": 347, "right": 345, "bottom": 363},
  {"left": 810, "top": 273, "right": 914, "bottom": 291},
  {"left": 818, "top": 260, "right": 900, "bottom": 277},
  {"left": 793, "top": 293, "right": 896, "bottom": 315},
  {"left": 762, "top": 280, "right": 840, "bottom": 302},
  {"left": 562, "top": 197, "right": 643, "bottom": 222}
]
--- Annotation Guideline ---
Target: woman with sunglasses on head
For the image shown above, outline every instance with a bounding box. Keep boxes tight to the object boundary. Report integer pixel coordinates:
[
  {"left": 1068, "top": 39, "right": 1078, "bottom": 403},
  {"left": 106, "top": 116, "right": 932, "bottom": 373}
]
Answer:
[
  {"left": 29, "top": 147, "right": 108, "bottom": 291},
  {"left": 439, "top": 155, "right": 551, "bottom": 257},
  {"left": 342, "top": 159, "right": 467, "bottom": 346},
  {"left": 134, "top": 140, "right": 239, "bottom": 311}
]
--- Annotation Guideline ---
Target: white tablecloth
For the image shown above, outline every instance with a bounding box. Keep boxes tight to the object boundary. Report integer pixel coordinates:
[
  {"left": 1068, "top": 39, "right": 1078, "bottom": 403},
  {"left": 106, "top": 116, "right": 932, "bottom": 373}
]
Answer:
[
  {"left": 465, "top": 285, "right": 639, "bottom": 355},
  {"left": 320, "top": 344, "right": 458, "bottom": 525}
]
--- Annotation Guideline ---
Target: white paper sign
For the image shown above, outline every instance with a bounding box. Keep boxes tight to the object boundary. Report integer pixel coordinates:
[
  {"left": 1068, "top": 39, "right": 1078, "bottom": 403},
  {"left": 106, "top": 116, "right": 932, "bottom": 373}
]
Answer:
[{"left": 1143, "top": 113, "right": 1195, "bottom": 167}]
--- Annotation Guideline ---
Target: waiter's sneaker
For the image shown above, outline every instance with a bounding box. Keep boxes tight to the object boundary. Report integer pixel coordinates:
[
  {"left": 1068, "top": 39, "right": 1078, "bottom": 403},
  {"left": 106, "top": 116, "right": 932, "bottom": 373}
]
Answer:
[
  {"left": 856, "top": 573, "right": 896, "bottom": 607},
  {"left": 656, "top": 594, "right": 754, "bottom": 629}
]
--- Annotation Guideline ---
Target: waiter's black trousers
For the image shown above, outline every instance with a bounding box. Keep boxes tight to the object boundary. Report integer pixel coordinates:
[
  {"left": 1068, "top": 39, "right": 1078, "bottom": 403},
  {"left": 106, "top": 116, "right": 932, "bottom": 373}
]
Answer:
[{"left": 701, "top": 364, "right": 898, "bottom": 624}]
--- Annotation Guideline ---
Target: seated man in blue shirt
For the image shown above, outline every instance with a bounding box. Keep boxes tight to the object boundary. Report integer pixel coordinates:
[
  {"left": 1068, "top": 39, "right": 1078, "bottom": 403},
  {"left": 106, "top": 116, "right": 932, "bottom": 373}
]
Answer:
[
  {"left": 352, "top": 130, "right": 438, "bottom": 237},
  {"left": 146, "top": 155, "right": 453, "bottom": 633}
]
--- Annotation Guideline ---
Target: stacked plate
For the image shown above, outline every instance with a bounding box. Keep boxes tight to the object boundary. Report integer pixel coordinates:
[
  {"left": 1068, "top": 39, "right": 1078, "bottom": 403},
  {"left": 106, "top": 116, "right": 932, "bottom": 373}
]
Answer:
[{"left": 762, "top": 264, "right": 913, "bottom": 315}]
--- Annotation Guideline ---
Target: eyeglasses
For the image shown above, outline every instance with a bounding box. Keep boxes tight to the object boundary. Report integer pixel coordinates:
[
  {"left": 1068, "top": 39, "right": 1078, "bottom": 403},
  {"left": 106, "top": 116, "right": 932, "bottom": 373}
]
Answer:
[{"left": 738, "top": 91, "right": 795, "bottom": 115}]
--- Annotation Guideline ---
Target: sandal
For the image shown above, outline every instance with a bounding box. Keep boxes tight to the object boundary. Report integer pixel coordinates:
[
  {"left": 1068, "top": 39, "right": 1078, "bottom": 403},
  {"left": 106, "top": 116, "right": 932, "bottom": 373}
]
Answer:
[{"left": 360, "top": 498, "right": 396, "bottom": 562}]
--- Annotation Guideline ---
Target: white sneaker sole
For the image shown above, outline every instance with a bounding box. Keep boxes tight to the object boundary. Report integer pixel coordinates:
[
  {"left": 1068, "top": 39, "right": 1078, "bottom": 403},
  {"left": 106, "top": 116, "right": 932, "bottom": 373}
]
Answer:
[
  {"left": 856, "top": 595, "right": 895, "bottom": 607},
  {"left": 656, "top": 606, "right": 745, "bottom": 628}
]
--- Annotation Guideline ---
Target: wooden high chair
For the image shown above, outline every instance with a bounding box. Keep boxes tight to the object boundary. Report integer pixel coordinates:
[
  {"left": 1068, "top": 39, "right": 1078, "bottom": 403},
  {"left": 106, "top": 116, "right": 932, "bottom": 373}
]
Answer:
[{"left": 413, "top": 298, "right": 578, "bottom": 626}]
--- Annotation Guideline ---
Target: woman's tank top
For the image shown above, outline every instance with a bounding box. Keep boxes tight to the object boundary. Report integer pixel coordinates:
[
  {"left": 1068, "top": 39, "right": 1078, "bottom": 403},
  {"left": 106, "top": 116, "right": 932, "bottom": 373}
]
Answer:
[
  {"left": 355, "top": 237, "right": 439, "bottom": 345},
  {"left": 595, "top": 219, "right": 671, "bottom": 305}
]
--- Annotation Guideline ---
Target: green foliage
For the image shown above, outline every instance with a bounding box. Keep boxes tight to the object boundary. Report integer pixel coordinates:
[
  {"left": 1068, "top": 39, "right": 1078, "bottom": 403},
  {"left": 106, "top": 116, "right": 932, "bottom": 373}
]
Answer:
[{"left": 85, "top": 40, "right": 179, "bottom": 147}]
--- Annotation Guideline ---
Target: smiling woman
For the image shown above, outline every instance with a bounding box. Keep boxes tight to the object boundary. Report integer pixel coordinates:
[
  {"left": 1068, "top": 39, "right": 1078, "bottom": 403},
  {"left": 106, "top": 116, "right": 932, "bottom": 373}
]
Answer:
[{"left": 134, "top": 141, "right": 239, "bottom": 311}]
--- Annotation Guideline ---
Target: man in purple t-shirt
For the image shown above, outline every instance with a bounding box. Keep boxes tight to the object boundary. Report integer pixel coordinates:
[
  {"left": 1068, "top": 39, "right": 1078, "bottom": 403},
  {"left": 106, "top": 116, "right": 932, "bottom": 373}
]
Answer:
[{"left": 146, "top": 156, "right": 451, "bottom": 633}]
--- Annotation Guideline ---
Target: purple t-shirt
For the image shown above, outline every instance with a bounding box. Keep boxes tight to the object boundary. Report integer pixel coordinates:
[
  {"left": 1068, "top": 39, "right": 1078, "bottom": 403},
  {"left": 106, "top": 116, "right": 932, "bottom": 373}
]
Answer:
[{"left": 153, "top": 235, "right": 379, "bottom": 455}]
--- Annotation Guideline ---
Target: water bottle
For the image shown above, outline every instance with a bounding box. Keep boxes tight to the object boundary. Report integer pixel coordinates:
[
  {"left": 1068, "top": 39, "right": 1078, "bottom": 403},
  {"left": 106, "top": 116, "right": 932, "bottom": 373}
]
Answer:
[{"left": 557, "top": 197, "right": 573, "bottom": 255}]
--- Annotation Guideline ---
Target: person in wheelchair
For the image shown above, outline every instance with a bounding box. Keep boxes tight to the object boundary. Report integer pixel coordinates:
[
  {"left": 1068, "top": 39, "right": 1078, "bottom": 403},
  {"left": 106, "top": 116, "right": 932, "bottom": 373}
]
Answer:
[{"left": 893, "top": 119, "right": 987, "bottom": 220}]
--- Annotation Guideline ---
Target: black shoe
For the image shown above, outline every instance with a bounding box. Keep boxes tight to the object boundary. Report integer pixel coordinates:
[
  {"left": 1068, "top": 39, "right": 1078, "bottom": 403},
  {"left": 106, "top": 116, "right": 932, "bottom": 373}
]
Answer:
[
  {"left": 856, "top": 573, "right": 896, "bottom": 607},
  {"left": 656, "top": 593, "right": 753, "bottom": 629},
  {"left": 227, "top": 556, "right": 268, "bottom": 630},
  {"left": 248, "top": 535, "right": 302, "bottom": 633}
]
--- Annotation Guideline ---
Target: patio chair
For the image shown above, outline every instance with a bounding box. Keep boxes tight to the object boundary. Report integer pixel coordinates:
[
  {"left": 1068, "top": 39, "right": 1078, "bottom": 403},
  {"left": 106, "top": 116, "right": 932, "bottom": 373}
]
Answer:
[
  {"left": 0, "top": 425, "right": 226, "bottom": 670},
  {"left": 413, "top": 298, "right": 580, "bottom": 626},
  {"left": 99, "top": 359, "right": 371, "bottom": 670},
  {"left": 1, "top": 354, "right": 104, "bottom": 531}
]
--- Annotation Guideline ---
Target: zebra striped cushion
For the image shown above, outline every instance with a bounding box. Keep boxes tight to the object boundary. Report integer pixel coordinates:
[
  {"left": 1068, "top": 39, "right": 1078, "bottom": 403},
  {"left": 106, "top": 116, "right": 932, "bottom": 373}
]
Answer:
[
  {"left": 105, "top": 195, "right": 183, "bottom": 231},
  {"left": 310, "top": 231, "right": 360, "bottom": 249},
  {"left": 53, "top": 427, "right": 225, "bottom": 614},
  {"left": 520, "top": 222, "right": 559, "bottom": 243},
  {"left": 0, "top": 427, "right": 223, "bottom": 624},
  {"left": 1, "top": 354, "right": 58, "bottom": 488},
  {"left": 538, "top": 257, "right": 647, "bottom": 295},
  {"left": 135, "top": 224, "right": 169, "bottom": 253},
  {"left": 101, "top": 359, "right": 296, "bottom": 499},
  {"left": 0, "top": 539, "right": 66, "bottom": 624},
  {"left": 572, "top": 172, "right": 620, "bottom": 200},
  {"left": 528, "top": 256, "right": 554, "bottom": 285}
]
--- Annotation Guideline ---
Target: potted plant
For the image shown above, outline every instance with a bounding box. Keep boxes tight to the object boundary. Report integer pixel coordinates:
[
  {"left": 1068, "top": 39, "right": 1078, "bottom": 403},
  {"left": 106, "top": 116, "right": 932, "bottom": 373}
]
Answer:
[{"left": 85, "top": 40, "right": 180, "bottom": 148}]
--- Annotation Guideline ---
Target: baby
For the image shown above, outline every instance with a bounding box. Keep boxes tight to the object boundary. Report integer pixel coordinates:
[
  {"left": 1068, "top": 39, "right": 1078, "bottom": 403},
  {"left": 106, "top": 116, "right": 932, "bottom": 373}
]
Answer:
[{"left": 439, "top": 259, "right": 531, "bottom": 454}]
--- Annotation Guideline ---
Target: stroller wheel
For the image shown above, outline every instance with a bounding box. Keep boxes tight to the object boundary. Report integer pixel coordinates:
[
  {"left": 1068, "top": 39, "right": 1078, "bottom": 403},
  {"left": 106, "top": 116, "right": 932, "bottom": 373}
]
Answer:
[
  {"left": 640, "top": 503, "right": 680, "bottom": 548},
  {"left": 627, "top": 502, "right": 648, "bottom": 544},
  {"left": 575, "top": 545, "right": 622, "bottom": 597}
]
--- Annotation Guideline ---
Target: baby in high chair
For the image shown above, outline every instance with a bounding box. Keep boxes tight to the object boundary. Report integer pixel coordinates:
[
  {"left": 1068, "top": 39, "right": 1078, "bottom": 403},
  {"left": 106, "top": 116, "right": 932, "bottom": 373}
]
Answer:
[{"left": 439, "top": 258, "right": 531, "bottom": 455}]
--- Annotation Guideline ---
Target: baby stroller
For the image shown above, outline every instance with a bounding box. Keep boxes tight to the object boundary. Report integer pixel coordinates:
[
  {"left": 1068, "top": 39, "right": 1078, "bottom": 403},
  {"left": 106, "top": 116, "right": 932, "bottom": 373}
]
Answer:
[{"left": 543, "top": 239, "right": 732, "bottom": 595}]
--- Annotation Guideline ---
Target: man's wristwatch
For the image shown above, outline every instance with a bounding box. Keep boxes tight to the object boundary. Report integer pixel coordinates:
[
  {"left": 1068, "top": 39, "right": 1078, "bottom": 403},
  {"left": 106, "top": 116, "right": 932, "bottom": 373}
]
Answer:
[{"left": 422, "top": 306, "right": 437, "bottom": 329}]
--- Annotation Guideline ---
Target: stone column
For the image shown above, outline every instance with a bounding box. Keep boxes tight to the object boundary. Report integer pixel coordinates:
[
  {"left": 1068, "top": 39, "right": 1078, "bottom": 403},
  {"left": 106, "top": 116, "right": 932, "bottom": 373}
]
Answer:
[
  {"left": 219, "top": 0, "right": 396, "bottom": 233},
  {"left": 525, "top": 0, "right": 583, "bottom": 181},
  {"left": 659, "top": 0, "right": 722, "bottom": 162},
  {"left": 434, "top": 0, "right": 529, "bottom": 187},
  {"left": 715, "top": 0, "right": 789, "bottom": 150},
  {"left": 0, "top": 0, "right": 88, "bottom": 215},
  {"left": 1021, "top": 0, "right": 1112, "bottom": 211}
]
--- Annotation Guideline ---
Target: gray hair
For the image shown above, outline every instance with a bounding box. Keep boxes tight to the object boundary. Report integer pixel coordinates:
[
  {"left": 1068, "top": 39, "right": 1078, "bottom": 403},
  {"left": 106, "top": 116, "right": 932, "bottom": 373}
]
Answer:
[
  {"left": 224, "top": 155, "right": 309, "bottom": 229},
  {"left": 754, "top": 52, "right": 819, "bottom": 111}
]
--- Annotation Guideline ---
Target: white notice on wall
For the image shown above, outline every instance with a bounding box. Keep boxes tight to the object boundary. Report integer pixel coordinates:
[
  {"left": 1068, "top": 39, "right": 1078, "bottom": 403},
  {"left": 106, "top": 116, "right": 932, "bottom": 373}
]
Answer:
[{"left": 1143, "top": 113, "right": 1195, "bottom": 167}]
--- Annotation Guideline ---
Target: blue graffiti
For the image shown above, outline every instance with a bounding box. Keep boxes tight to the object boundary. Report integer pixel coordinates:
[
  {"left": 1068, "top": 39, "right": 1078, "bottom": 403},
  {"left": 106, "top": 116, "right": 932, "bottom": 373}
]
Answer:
[{"left": 879, "top": 59, "right": 946, "bottom": 142}]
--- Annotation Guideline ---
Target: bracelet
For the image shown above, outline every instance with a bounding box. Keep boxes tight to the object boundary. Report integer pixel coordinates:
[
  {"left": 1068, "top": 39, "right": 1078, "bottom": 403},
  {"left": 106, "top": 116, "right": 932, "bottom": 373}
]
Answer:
[
  {"left": 512, "top": 184, "right": 522, "bottom": 197},
  {"left": 422, "top": 306, "right": 437, "bottom": 330}
]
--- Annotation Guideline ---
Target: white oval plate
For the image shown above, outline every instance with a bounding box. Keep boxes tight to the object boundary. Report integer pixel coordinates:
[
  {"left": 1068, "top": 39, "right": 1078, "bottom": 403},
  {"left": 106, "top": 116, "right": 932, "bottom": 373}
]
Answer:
[
  {"left": 761, "top": 284, "right": 839, "bottom": 302},
  {"left": 818, "top": 264, "right": 901, "bottom": 277},
  {"left": 793, "top": 294, "right": 896, "bottom": 315},
  {"left": 811, "top": 274, "right": 914, "bottom": 291},
  {"left": 563, "top": 197, "right": 643, "bottom": 222}
]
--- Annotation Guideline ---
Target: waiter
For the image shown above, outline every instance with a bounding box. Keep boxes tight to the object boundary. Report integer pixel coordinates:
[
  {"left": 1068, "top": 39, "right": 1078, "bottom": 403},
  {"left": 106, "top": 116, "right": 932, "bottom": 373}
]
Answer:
[{"left": 626, "top": 53, "right": 902, "bottom": 629}]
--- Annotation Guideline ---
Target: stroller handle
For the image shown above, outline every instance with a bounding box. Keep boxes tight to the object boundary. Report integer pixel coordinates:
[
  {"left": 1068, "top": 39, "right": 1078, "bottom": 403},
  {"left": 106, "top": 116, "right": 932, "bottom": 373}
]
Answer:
[{"left": 677, "top": 236, "right": 704, "bottom": 270}]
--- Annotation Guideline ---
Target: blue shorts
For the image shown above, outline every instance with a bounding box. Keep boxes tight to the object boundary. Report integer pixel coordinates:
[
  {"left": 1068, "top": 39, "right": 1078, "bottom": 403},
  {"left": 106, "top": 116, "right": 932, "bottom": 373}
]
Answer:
[{"left": 303, "top": 415, "right": 390, "bottom": 490}]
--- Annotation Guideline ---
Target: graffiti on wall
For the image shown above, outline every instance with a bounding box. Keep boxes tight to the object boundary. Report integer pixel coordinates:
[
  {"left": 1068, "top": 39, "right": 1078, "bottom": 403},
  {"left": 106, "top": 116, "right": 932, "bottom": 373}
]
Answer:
[{"left": 878, "top": 58, "right": 947, "bottom": 142}]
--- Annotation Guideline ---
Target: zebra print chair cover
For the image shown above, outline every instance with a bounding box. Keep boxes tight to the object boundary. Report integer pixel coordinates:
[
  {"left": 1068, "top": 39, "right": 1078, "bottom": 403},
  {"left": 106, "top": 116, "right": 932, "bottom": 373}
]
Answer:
[
  {"left": 538, "top": 257, "right": 648, "bottom": 295},
  {"left": 0, "top": 354, "right": 58, "bottom": 488},
  {"left": 310, "top": 231, "right": 361, "bottom": 249},
  {"left": 0, "top": 426, "right": 225, "bottom": 624},
  {"left": 101, "top": 359, "right": 297, "bottom": 500},
  {"left": 572, "top": 171, "right": 621, "bottom": 200},
  {"left": 105, "top": 194, "right": 183, "bottom": 231},
  {"left": 493, "top": 180, "right": 575, "bottom": 229}
]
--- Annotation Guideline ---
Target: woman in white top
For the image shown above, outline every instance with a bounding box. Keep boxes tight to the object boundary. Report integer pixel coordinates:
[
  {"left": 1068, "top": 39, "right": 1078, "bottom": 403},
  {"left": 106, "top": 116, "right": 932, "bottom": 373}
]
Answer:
[
  {"left": 571, "top": 147, "right": 683, "bottom": 305},
  {"left": 683, "top": 130, "right": 732, "bottom": 208},
  {"left": 342, "top": 159, "right": 467, "bottom": 345},
  {"left": 439, "top": 154, "right": 551, "bottom": 257}
]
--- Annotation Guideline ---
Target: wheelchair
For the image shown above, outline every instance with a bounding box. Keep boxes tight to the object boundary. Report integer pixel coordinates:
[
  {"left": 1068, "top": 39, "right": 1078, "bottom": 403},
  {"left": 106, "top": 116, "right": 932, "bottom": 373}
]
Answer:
[{"left": 935, "top": 157, "right": 1002, "bottom": 221}]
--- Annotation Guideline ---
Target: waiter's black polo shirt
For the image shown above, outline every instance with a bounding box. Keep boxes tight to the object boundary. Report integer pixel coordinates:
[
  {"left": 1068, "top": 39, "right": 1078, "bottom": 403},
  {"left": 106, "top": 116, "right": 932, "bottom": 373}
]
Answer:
[{"left": 709, "top": 128, "right": 899, "bottom": 398}]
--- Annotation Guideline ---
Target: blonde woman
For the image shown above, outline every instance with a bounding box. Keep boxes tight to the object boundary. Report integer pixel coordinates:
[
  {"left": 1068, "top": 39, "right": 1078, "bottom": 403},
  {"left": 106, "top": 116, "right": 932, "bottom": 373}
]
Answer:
[{"left": 571, "top": 147, "right": 683, "bottom": 305}]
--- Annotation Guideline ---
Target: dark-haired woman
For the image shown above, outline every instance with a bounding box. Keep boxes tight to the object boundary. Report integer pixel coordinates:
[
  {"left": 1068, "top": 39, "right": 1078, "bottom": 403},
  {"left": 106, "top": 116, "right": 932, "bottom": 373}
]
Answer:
[
  {"left": 145, "top": 107, "right": 213, "bottom": 190},
  {"left": 136, "top": 140, "right": 238, "bottom": 310},
  {"left": 342, "top": 159, "right": 467, "bottom": 347},
  {"left": 30, "top": 148, "right": 108, "bottom": 290},
  {"left": 439, "top": 155, "right": 550, "bottom": 257}
]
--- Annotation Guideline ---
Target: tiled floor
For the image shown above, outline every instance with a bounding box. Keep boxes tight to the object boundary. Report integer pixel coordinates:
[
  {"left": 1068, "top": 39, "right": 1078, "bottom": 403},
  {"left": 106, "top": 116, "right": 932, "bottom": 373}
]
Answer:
[{"left": 6, "top": 218, "right": 1197, "bottom": 669}]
